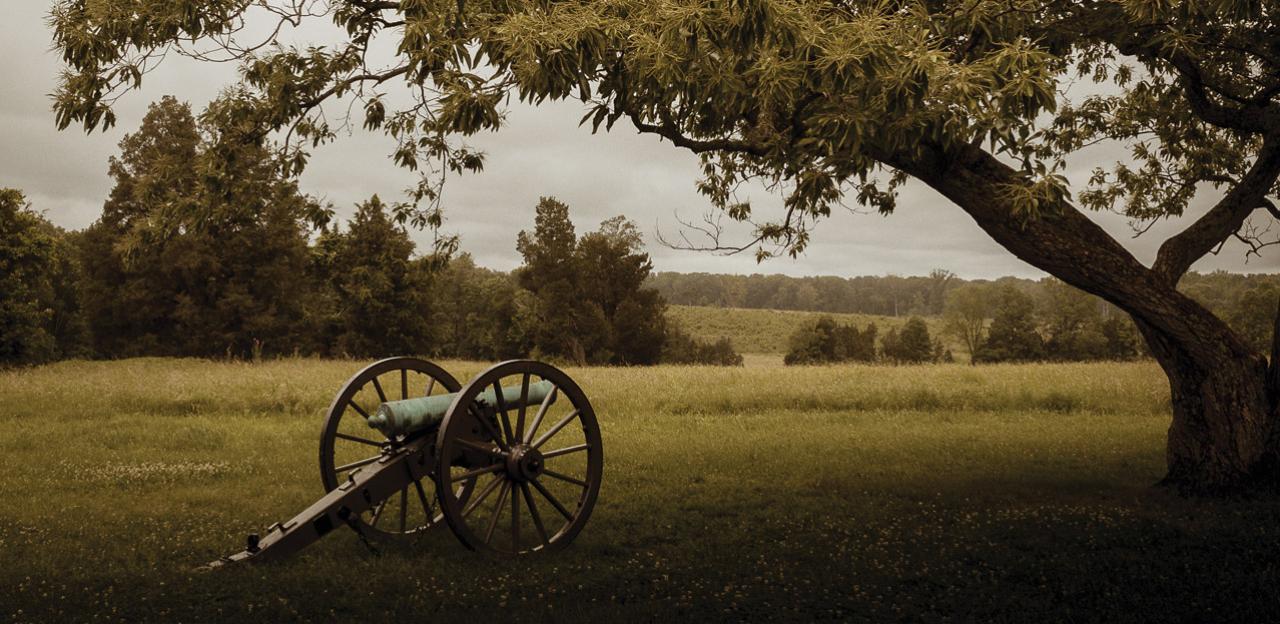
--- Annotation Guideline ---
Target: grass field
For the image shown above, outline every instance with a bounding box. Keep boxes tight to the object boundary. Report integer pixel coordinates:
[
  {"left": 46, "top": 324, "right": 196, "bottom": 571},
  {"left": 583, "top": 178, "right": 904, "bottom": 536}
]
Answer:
[
  {"left": 3, "top": 358, "right": 1280, "bottom": 622},
  {"left": 668, "top": 305, "right": 957, "bottom": 357}
]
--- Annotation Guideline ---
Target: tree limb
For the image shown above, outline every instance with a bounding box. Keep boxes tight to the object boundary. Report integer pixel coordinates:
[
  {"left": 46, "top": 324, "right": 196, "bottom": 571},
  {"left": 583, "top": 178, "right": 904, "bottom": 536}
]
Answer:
[{"left": 1152, "top": 135, "right": 1280, "bottom": 282}]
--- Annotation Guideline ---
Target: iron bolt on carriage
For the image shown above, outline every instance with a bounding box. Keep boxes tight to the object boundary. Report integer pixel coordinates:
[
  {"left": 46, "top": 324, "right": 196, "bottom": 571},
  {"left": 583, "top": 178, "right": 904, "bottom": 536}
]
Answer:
[{"left": 206, "top": 358, "right": 603, "bottom": 567}]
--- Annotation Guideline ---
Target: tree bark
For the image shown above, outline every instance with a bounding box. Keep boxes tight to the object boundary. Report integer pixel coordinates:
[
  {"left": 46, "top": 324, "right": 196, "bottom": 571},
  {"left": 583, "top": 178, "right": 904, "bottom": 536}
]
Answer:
[{"left": 888, "top": 140, "right": 1280, "bottom": 494}]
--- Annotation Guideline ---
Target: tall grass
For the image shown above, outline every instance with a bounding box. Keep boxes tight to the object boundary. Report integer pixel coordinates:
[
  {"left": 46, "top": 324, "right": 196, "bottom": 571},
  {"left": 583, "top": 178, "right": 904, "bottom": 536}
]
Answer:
[{"left": 668, "top": 304, "right": 958, "bottom": 355}]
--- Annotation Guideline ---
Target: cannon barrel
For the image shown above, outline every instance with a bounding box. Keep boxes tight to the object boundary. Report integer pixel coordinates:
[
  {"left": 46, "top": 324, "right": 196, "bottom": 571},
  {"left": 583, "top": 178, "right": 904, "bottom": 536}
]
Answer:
[{"left": 367, "top": 379, "right": 556, "bottom": 437}]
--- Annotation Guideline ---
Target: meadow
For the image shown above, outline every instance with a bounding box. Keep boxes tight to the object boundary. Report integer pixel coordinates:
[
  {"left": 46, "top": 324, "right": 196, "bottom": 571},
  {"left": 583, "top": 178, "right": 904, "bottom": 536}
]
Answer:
[
  {"left": 668, "top": 304, "right": 957, "bottom": 357},
  {"left": 3, "top": 357, "right": 1280, "bottom": 622}
]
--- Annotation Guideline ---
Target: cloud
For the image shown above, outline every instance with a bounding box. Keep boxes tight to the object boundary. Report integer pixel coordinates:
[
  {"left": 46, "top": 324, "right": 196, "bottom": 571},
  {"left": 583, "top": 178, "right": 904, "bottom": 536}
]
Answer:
[{"left": 4, "top": 5, "right": 1278, "bottom": 279}]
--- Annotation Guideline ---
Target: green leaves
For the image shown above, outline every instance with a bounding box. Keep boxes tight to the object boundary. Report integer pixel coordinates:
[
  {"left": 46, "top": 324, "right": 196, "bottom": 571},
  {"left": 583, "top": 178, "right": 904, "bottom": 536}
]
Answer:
[{"left": 47, "top": 0, "right": 1280, "bottom": 264}]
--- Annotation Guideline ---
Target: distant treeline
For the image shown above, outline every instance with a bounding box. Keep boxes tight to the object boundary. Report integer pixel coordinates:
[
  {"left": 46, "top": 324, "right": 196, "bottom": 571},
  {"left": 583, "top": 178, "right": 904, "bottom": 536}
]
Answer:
[
  {"left": 650, "top": 270, "right": 1280, "bottom": 356},
  {"left": 0, "top": 98, "right": 740, "bottom": 368}
]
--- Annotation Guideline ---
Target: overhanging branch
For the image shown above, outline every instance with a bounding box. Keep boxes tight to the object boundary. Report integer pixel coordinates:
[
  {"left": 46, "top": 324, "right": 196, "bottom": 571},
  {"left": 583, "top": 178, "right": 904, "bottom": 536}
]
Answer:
[{"left": 1153, "top": 135, "right": 1280, "bottom": 282}]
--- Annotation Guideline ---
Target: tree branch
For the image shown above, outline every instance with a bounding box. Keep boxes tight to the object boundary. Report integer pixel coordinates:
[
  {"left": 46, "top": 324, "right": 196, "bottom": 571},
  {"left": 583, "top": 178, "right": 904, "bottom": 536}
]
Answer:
[
  {"left": 1152, "top": 135, "right": 1280, "bottom": 282},
  {"left": 626, "top": 111, "right": 768, "bottom": 157}
]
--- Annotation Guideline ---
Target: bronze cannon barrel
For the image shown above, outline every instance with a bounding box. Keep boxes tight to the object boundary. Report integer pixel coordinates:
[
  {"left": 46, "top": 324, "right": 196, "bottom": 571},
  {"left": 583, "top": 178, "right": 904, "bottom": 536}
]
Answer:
[{"left": 366, "top": 379, "right": 556, "bottom": 437}]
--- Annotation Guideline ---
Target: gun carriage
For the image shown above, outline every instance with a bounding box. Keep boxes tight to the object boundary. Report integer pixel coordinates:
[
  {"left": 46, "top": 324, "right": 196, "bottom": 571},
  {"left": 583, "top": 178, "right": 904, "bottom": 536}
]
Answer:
[{"left": 207, "top": 358, "right": 603, "bottom": 567}]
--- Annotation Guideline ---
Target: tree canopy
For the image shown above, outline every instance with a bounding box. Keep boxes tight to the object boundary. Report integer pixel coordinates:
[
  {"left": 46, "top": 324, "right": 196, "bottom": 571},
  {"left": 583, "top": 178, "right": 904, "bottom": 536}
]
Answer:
[{"left": 49, "top": 0, "right": 1280, "bottom": 490}]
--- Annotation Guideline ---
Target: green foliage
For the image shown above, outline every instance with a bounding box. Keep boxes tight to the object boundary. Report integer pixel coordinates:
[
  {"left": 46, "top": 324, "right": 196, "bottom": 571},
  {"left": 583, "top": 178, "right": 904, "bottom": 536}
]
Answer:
[
  {"left": 650, "top": 270, "right": 961, "bottom": 317},
  {"left": 312, "top": 196, "right": 432, "bottom": 358},
  {"left": 0, "top": 190, "right": 89, "bottom": 366},
  {"left": 943, "top": 283, "right": 992, "bottom": 358},
  {"left": 975, "top": 286, "right": 1045, "bottom": 364},
  {"left": 1038, "top": 280, "right": 1139, "bottom": 362},
  {"left": 661, "top": 325, "right": 744, "bottom": 366},
  {"left": 881, "top": 317, "right": 939, "bottom": 364},
  {"left": 78, "top": 96, "right": 316, "bottom": 359},
  {"left": 514, "top": 198, "right": 714, "bottom": 365},
  {"left": 50, "top": 0, "right": 1073, "bottom": 250},
  {"left": 784, "top": 316, "right": 878, "bottom": 365},
  {"left": 1225, "top": 284, "right": 1279, "bottom": 355},
  {"left": 427, "top": 253, "right": 524, "bottom": 360},
  {"left": 516, "top": 198, "right": 584, "bottom": 361}
]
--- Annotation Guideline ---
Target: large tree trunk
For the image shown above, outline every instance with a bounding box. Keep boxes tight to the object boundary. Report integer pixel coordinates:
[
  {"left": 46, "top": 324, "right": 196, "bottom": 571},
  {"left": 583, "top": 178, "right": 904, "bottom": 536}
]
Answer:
[
  {"left": 885, "top": 140, "right": 1280, "bottom": 494},
  {"left": 1136, "top": 319, "right": 1278, "bottom": 493}
]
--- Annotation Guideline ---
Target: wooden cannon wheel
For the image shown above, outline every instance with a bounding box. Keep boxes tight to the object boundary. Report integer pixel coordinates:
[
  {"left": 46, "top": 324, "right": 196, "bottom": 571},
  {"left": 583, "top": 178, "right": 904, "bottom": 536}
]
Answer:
[
  {"left": 319, "top": 357, "right": 474, "bottom": 539},
  {"left": 434, "top": 360, "right": 604, "bottom": 555}
]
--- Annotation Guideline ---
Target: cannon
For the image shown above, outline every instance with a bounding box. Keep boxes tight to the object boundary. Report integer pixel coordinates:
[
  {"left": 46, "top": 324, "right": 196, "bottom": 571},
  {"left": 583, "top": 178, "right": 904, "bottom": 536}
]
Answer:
[{"left": 206, "top": 358, "right": 603, "bottom": 567}]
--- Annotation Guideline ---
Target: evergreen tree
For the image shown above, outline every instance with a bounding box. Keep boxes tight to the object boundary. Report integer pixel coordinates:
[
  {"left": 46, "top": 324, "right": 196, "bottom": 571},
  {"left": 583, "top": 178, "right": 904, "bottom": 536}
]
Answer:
[
  {"left": 975, "top": 287, "right": 1045, "bottom": 363},
  {"left": 78, "top": 96, "right": 316, "bottom": 358},
  {"left": 515, "top": 197, "right": 582, "bottom": 361},
  {"left": 316, "top": 196, "right": 431, "bottom": 358},
  {"left": 784, "top": 316, "right": 877, "bottom": 365},
  {"left": 577, "top": 216, "right": 666, "bottom": 364},
  {"left": 882, "top": 317, "right": 934, "bottom": 363},
  {"left": 515, "top": 199, "right": 678, "bottom": 365}
]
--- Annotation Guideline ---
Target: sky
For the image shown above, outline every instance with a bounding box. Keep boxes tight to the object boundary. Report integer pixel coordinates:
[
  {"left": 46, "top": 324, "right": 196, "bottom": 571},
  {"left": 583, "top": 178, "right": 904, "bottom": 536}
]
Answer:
[{"left": 3, "top": 4, "right": 1278, "bottom": 280}]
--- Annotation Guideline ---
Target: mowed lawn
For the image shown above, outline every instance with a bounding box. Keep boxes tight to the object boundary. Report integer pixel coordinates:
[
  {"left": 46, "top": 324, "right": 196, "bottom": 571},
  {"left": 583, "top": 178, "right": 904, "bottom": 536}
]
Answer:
[{"left": 3, "top": 358, "right": 1279, "bottom": 622}]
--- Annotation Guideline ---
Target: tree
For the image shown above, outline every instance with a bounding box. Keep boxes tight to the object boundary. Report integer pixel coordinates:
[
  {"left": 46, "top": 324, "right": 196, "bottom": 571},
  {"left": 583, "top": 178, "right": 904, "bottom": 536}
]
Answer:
[
  {"left": 78, "top": 96, "right": 317, "bottom": 358},
  {"left": 516, "top": 197, "right": 588, "bottom": 362},
  {"left": 314, "top": 196, "right": 432, "bottom": 358},
  {"left": 662, "top": 327, "right": 744, "bottom": 366},
  {"left": 578, "top": 216, "right": 667, "bottom": 364},
  {"left": 53, "top": 2, "right": 1280, "bottom": 490},
  {"left": 1228, "top": 285, "right": 1280, "bottom": 355},
  {"left": 517, "top": 199, "right": 674, "bottom": 364},
  {"left": 78, "top": 96, "right": 200, "bottom": 356},
  {"left": 943, "top": 284, "right": 992, "bottom": 362},
  {"left": 784, "top": 316, "right": 876, "bottom": 365},
  {"left": 0, "top": 190, "right": 89, "bottom": 365},
  {"left": 975, "top": 287, "right": 1046, "bottom": 364},
  {"left": 882, "top": 317, "right": 935, "bottom": 364},
  {"left": 428, "top": 253, "right": 524, "bottom": 360}
]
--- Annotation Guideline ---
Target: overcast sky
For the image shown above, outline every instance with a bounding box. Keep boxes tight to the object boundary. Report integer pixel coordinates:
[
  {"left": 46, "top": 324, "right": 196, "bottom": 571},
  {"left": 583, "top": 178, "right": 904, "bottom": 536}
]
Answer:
[{"left": 4, "top": 4, "right": 1278, "bottom": 280}]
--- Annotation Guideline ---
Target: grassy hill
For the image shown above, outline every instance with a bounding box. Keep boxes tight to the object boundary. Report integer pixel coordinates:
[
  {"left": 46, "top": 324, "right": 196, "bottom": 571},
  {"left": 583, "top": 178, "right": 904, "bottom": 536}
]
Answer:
[{"left": 666, "top": 304, "right": 954, "bottom": 356}]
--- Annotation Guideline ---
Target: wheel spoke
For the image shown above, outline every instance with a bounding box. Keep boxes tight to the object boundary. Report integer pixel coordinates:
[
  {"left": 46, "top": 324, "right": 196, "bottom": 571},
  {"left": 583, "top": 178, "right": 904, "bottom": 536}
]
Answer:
[
  {"left": 448, "top": 463, "right": 503, "bottom": 484},
  {"left": 515, "top": 374, "right": 530, "bottom": 444},
  {"left": 398, "top": 487, "right": 408, "bottom": 532},
  {"left": 370, "top": 499, "right": 388, "bottom": 527},
  {"left": 334, "top": 432, "right": 383, "bottom": 447},
  {"left": 511, "top": 479, "right": 521, "bottom": 552},
  {"left": 413, "top": 479, "right": 434, "bottom": 525},
  {"left": 542, "top": 443, "right": 589, "bottom": 459},
  {"left": 462, "top": 475, "right": 504, "bottom": 518},
  {"left": 522, "top": 387, "right": 558, "bottom": 444},
  {"left": 425, "top": 377, "right": 436, "bottom": 396},
  {"left": 543, "top": 469, "right": 587, "bottom": 488},
  {"left": 335, "top": 455, "right": 380, "bottom": 473},
  {"left": 485, "top": 481, "right": 512, "bottom": 544},
  {"left": 530, "top": 478, "right": 574, "bottom": 521},
  {"left": 371, "top": 377, "right": 387, "bottom": 403},
  {"left": 400, "top": 369, "right": 408, "bottom": 400},
  {"left": 493, "top": 380, "right": 515, "bottom": 445},
  {"left": 520, "top": 483, "right": 550, "bottom": 547},
  {"left": 347, "top": 399, "right": 371, "bottom": 420},
  {"left": 470, "top": 406, "right": 510, "bottom": 452},
  {"left": 531, "top": 409, "right": 581, "bottom": 450}
]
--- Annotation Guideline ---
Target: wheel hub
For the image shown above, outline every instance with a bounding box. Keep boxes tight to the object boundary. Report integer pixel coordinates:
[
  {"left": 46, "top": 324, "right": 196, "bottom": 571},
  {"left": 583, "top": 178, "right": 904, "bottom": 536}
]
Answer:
[{"left": 505, "top": 444, "right": 545, "bottom": 482}]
